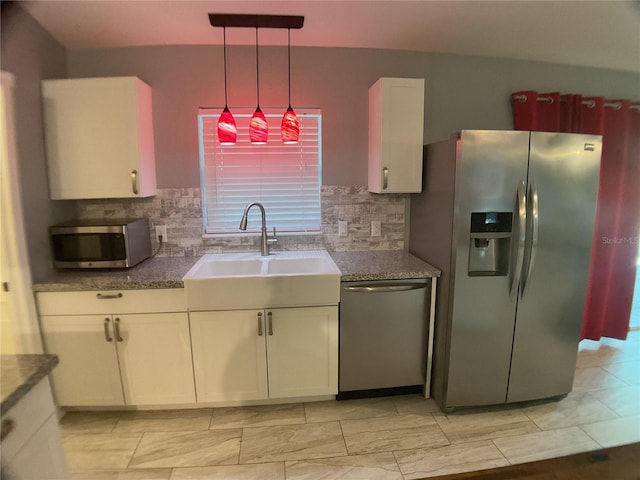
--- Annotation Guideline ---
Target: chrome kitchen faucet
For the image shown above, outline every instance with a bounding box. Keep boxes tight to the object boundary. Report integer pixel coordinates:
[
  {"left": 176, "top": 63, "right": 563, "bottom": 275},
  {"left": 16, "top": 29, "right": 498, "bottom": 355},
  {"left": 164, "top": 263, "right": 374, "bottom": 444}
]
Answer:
[{"left": 239, "top": 202, "right": 277, "bottom": 256}]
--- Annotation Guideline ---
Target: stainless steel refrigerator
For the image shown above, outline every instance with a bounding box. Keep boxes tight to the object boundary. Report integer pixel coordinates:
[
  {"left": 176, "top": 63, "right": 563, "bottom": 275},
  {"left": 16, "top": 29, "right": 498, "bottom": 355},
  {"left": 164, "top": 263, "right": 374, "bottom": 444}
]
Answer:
[{"left": 409, "top": 130, "right": 601, "bottom": 412}]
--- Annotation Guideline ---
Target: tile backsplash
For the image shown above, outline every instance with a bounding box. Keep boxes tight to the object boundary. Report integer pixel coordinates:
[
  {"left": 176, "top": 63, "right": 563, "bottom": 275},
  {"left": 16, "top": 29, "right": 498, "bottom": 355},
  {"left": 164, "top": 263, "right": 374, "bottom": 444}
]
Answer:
[{"left": 75, "top": 186, "right": 407, "bottom": 256}]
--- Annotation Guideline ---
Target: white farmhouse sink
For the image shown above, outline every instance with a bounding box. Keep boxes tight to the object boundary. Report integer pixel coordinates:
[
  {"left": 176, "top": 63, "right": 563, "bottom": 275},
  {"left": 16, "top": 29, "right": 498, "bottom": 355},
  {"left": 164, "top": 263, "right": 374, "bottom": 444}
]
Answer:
[{"left": 183, "top": 250, "right": 341, "bottom": 310}]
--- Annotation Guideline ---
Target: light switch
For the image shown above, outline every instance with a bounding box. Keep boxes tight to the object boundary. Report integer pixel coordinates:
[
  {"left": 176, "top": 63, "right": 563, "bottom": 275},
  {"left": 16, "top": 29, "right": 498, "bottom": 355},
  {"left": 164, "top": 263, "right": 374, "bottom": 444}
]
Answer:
[
  {"left": 371, "top": 221, "right": 381, "bottom": 237},
  {"left": 338, "top": 221, "right": 348, "bottom": 236}
]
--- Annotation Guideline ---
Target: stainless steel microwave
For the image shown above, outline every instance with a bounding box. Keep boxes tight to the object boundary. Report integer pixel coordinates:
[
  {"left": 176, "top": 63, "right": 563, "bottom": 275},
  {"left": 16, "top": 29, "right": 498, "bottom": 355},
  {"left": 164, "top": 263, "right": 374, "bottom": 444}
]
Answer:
[{"left": 49, "top": 218, "right": 152, "bottom": 269}]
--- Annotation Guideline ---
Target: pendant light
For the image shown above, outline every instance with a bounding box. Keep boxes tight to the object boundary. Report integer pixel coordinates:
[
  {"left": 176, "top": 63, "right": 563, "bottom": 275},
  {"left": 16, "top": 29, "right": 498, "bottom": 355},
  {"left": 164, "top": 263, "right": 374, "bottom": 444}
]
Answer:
[
  {"left": 217, "top": 26, "right": 237, "bottom": 145},
  {"left": 281, "top": 28, "right": 300, "bottom": 144},
  {"left": 249, "top": 27, "right": 268, "bottom": 144}
]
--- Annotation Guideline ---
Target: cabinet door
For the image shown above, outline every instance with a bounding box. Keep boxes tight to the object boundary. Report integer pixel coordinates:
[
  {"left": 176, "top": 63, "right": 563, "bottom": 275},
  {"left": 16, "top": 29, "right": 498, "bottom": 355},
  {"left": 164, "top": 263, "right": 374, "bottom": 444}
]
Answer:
[
  {"left": 40, "top": 315, "right": 124, "bottom": 406},
  {"left": 190, "top": 310, "right": 268, "bottom": 402},
  {"left": 116, "top": 313, "right": 196, "bottom": 405},
  {"left": 368, "top": 77, "right": 424, "bottom": 193},
  {"left": 266, "top": 307, "right": 338, "bottom": 398},
  {"left": 41, "top": 77, "right": 156, "bottom": 199}
]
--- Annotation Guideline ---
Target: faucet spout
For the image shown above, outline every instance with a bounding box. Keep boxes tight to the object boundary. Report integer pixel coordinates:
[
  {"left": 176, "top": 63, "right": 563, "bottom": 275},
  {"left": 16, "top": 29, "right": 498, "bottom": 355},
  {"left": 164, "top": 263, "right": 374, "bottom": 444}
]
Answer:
[{"left": 239, "top": 202, "right": 275, "bottom": 256}]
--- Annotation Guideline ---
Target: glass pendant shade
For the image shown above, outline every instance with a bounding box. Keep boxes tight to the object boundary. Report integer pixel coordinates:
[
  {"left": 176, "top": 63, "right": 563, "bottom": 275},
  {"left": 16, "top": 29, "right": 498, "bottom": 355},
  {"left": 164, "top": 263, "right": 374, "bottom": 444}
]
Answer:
[
  {"left": 281, "top": 106, "right": 300, "bottom": 144},
  {"left": 217, "top": 106, "right": 237, "bottom": 145},
  {"left": 249, "top": 106, "right": 268, "bottom": 144}
]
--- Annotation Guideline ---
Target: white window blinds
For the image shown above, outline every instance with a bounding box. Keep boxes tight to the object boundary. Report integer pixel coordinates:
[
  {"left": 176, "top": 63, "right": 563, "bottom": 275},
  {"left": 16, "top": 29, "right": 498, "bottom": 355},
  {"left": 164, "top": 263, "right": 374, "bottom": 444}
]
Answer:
[{"left": 198, "top": 108, "right": 322, "bottom": 234}]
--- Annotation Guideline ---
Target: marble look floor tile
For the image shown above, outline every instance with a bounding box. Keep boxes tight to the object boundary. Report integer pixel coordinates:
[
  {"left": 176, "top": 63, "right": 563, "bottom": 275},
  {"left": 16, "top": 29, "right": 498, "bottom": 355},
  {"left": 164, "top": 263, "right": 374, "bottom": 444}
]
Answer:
[
  {"left": 602, "top": 361, "right": 640, "bottom": 386},
  {"left": 113, "top": 409, "right": 213, "bottom": 433},
  {"left": 239, "top": 422, "right": 347, "bottom": 463},
  {"left": 580, "top": 415, "right": 640, "bottom": 448},
  {"left": 392, "top": 395, "right": 441, "bottom": 416},
  {"left": 63, "top": 433, "right": 142, "bottom": 470},
  {"left": 576, "top": 342, "right": 640, "bottom": 368},
  {"left": 576, "top": 345, "right": 628, "bottom": 368},
  {"left": 170, "top": 462, "right": 285, "bottom": 479},
  {"left": 341, "top": 414, "right": 448, "bottom": 454},
  {"left": 304, "top": 398, "right": 397, "bottom": 423},
  {"left": 61, "top": 411, "right": 122, "bottom": 433},
  {"left": 285, "top": 452, "right": 403, "bottom": 480},
  {"left": 128, "top": 429, "right": 241, "bottom": 468},
  {"left": 493, "top": 426, "right": 600, "bottom": 464},
  {"left": 572, "top": 367, "right": 629, "bottom": 392},
  {"left": 394, "top": 440, "right": 509, "bottom": 480},
  {"left": 433, "top": 408, "right": 539, "bottom": 444},
  {"left": 71, "top": 468, "right": 171, "bottom": 480},
  {"left": 521, "top": 391, "right": 618, "bottom": 430},
  {"left": 209, "top": 403, "right": 305, "bottom": 429},
  {"left": 588, "top": 385, "right": 640, "bottom": 417}
]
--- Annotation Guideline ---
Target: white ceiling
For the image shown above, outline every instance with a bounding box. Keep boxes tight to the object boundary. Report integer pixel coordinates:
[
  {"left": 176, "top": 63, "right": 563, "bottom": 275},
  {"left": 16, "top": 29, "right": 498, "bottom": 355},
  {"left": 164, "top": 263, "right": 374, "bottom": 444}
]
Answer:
[{"left": 20, "top": 0, "right": 640, "bottom": 73}]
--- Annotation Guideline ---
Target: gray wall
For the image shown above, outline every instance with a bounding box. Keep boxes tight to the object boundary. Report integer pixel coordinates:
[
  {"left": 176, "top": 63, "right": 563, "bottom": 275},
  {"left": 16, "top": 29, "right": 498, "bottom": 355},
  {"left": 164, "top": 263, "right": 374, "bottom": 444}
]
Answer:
[
  {"left": 67, "top": 45, "right": 639, "bottom": 188},
  {"left": 0, "top": 3, "right": 74, "bottom": 281}
]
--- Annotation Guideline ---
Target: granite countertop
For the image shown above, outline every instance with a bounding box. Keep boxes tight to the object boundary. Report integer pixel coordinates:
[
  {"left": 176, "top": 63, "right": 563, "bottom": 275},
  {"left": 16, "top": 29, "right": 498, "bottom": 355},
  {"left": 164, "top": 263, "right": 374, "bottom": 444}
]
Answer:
[
  {"left": 330, "top": 250, "right": 440, "bottom": 281},
  {"left": 32, "top": 250, "right": 440, "bottom": 292},
  {"left": 1, "top": 354, "right": 59, "bottom": 413},
  {"left": 32, "top": 256, "right": 199, "bottom": 292}
]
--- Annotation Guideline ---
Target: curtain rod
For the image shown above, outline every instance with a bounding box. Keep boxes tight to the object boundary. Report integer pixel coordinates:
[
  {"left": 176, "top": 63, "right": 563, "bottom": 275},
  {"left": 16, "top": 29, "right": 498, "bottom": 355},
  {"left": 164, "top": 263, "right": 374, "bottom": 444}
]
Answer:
[{"left": 513, "top": 94, "right": 638, "bottom": 110}]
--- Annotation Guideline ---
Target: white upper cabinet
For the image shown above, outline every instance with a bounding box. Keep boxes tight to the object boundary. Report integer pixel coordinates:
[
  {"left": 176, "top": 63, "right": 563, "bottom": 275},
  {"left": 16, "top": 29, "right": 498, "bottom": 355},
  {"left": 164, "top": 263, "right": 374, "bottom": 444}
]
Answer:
[
  {"left": 41, "top": 76, "right": 157, "bottom": 199},
  {"left": 368, "top": 77, "right": 425, "bottom": 193}
]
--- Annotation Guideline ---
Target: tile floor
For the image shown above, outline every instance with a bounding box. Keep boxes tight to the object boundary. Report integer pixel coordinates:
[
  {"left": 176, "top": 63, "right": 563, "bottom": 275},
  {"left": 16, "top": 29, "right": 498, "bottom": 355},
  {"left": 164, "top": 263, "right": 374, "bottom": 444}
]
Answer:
[{"left": 62, "top": 330, "right": 640, "bottom": 480}]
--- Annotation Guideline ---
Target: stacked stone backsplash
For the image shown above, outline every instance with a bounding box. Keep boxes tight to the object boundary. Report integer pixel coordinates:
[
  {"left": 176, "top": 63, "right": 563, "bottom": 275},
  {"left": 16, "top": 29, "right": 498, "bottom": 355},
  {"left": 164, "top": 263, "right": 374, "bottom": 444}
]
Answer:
[{"left": 75, "top": 186, "right": 406, "bottom": 257}]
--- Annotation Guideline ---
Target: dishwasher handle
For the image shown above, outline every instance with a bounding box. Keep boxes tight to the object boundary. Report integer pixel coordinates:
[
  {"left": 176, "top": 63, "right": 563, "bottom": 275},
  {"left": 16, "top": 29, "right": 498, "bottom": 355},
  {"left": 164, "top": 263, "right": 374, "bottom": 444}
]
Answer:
[{"left": 343, "top": 283, "right": 427, "bottom": 293}]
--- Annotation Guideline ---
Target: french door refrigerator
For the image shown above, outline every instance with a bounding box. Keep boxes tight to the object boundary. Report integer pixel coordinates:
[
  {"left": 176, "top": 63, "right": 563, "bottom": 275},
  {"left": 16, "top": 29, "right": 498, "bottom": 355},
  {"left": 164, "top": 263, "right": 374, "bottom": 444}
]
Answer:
[{"left": 409, "top": 130, "right": 602, "bottom": 412}]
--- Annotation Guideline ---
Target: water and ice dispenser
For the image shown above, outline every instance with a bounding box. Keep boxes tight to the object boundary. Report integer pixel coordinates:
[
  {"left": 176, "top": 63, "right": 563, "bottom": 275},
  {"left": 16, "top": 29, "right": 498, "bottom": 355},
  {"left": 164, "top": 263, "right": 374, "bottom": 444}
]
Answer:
[{"left": 468, "top": 212, "right": 513, "bottom": 276}]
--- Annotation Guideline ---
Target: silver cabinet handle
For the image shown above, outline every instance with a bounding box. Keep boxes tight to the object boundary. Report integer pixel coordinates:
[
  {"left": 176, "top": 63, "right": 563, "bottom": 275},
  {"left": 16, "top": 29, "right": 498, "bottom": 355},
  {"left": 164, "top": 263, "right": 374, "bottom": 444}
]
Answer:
[
  {"left": 382, "top": 167, "right": 389, "bottom": 190},
  {"left": 257, "top": 312, "right": 263, "bottom": 336},
  {"left": 96, "top": 292, "right": 123, "bottom": 300},
  {"left": 521, "top": 182, "right": 539, "bottom": 297},
  {"left": 103, "top": 318, "right": 113, "bottom": 342},
  {"left": 1, "top": 418, "right": 15, "bottom": 442},
  {"left": 344, "top": 284, "right": 428, "bottom": 293},
  {"left": 510, "top": 180, "right": 527, "bottom": 298},
  {"left": 131, "top": 170, "right": 139, "bottom": 195},
  {"left": 267, "top": 311, "right": 274, "bottom": 335},
  {"left": 114, "top": 318, "right": 124, "bottom": 342}
]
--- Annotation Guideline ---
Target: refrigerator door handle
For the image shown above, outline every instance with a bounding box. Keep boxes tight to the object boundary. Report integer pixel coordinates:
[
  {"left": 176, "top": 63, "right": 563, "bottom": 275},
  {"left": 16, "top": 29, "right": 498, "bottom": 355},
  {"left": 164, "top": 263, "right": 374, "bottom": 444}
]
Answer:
[
  {"left": 510, "top": 181, "right": 527, "bottom": 298},
  {"left": 521, "top": 182, "right": 539, "bottom": 297}
]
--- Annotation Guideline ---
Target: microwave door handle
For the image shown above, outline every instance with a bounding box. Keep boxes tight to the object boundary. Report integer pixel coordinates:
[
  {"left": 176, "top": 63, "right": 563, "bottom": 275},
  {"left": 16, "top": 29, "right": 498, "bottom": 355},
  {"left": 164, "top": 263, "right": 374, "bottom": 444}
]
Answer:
[{"left": 510, "top": 181, "right": 527, "bottom": 299}]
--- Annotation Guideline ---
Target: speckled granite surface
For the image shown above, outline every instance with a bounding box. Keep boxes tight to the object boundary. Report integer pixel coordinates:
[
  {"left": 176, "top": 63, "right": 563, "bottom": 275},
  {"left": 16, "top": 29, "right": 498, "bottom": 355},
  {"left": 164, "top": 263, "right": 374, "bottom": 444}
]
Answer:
[
  {"left": 31, "top": 251, "right": 440, "bottom": 292},
  {"left": 1, "top": 354, "right": 58, "bottom": 412},
  {"left": 32, "top": 257, "right": 199, "bottom": 292},
  {"left": 330, "top": 251, "right": 440, "bottom": 281}
]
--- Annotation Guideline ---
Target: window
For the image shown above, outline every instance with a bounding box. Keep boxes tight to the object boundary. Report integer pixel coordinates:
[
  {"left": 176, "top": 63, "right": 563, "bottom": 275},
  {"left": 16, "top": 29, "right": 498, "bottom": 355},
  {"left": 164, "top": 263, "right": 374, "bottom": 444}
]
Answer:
[{"left": 198, "top": 108, "right": 322, "bottom": 235}]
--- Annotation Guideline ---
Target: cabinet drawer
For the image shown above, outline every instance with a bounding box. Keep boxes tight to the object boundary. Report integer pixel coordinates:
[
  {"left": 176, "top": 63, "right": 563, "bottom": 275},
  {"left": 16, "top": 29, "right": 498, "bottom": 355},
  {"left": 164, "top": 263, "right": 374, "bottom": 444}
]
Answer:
[{"left": 37, "top": 289, "right": 186, "bottom": 315}]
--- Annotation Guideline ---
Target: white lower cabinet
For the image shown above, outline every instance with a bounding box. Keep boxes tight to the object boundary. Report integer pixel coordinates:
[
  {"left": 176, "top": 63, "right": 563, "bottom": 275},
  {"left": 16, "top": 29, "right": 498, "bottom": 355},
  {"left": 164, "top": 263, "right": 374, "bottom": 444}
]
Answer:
[
  {"left": 2, "top": 378, "right": 68, "bottom": 480},
  {"left": 40, "top": 313, "right": 195, "bottom": 406},
  {"left": 190, "top": 306, "right": 338, "bottom": 403}
]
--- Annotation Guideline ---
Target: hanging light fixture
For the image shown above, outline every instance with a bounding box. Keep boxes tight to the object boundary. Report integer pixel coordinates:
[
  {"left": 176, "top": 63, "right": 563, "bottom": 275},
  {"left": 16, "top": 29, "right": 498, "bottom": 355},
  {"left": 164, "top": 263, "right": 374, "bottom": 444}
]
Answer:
[
  {"left": 281, "top": 28, "right": 300, "bottom": 144},
  {"left": 249, "top": 27, "right": 268, "bottom": 144},
  {"left": 217, "top": 26, "right": 237, "bottom": 145}
]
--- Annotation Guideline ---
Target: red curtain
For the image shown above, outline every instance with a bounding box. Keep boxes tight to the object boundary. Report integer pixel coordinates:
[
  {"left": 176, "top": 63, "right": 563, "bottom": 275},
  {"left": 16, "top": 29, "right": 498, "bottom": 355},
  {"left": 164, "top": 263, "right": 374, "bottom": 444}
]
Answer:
[{"left": 511, "top": 91, "right": 640, "bottom": 341}]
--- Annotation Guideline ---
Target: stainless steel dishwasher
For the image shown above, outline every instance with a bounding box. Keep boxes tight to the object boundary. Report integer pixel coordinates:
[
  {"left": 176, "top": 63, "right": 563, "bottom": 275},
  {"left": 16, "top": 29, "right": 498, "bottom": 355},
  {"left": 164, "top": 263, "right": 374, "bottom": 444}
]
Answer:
[{"left": 338, "top": 279, "right": 430, "bottom": 400}]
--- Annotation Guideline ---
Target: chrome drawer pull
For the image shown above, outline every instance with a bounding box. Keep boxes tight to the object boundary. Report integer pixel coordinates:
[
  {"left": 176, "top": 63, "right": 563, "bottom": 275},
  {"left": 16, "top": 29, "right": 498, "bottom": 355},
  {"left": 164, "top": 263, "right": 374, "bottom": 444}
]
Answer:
[
  {"left": 96, "top": 292, "right": 123, "bottom": 300},
  {"left": 267, "top": 311, "right": 274, "bottom": 335}
]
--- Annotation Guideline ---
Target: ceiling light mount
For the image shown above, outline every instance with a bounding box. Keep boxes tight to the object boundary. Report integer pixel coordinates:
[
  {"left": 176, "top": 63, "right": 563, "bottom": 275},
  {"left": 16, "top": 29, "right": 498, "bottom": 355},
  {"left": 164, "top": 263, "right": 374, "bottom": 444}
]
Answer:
[{"left": 209, "top": 14, "right": 304, "bottom": 30}]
